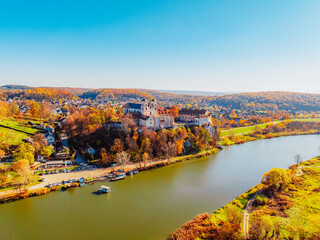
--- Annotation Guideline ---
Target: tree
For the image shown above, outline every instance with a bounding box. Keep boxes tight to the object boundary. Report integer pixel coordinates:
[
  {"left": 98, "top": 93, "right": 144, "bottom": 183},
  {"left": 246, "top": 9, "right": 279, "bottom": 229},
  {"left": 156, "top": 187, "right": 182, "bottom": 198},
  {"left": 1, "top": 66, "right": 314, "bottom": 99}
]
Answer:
[
  {"left": 261, "top": 168, "right": 290, "bottom": 191},
  {"left": 13, "top": 143, "right": 35, "bottom": 164},
  {"left": 175, "top": 140, "right": 184, "bottom": 155},
  {"left": 140, "top": 138, "right": 152, "bottom": 158},
  {"left": 29, "top": 100, "right": 40, "bottom": 118},
  {"left": 250, "top": 215, "right": 274, "bottom": 239},
  {"left": 111, "top": 138, "right": 124, "bottom": 154},
  {"left": 33, "top": 133, "right": 47, "bottom": 155},
  {"left": 115, "top": 151, "right": 130, "bottom": 171},
  {"left": 166, "top": 142, "right": 177, "bottom": 163},
  {"left": 171, "top": 105, "right": 179, "bottom": 117},
  {"left": 142, "top": 152, "right": 149, "bottom": 169},
  {"left": 0, "top": 167, "right": 9, "bottom": 188},
  {"left": 40, "top": 145, "right": 54, "bottom": 159},
  {"left": 12, "top": 159, "right": 31, "bottom": 188},
  {"left": 294, "top": 154, "right": 302, "bottom": 165}
]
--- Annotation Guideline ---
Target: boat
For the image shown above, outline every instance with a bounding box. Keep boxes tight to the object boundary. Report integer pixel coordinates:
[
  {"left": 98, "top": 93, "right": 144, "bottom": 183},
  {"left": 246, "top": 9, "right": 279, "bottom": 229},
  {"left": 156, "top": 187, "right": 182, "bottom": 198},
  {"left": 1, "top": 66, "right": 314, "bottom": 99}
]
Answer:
[
  {"left": 79, "top": 183, "right": 85, "bottom": 187},
  {"left": 78, "top": 177, "right": 84, "bottom": 183},
  {"left": 99, "top": 185, "right": 111, "bottom": 193},
  {"left": 127, "top": 170, "right": 139, "bottom": 176},
  {"left": 110, "top": 172, "right": 126, "bottom": 181}
]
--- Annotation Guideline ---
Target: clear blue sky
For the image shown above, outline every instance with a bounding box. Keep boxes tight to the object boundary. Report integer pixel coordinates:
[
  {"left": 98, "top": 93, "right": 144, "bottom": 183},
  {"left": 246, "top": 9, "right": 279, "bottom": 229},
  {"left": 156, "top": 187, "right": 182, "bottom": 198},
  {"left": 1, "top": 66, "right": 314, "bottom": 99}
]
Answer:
[{"left": 1, "top": 0, "right": 320, "bottom": 93}]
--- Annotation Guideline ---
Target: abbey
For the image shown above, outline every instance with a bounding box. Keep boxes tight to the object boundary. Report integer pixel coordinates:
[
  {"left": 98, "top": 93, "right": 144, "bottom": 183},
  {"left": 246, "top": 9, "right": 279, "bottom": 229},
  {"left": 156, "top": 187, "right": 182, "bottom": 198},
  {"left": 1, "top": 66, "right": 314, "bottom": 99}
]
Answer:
[{"left": 123, "top": 99, "right": 174, "bottom": 130}]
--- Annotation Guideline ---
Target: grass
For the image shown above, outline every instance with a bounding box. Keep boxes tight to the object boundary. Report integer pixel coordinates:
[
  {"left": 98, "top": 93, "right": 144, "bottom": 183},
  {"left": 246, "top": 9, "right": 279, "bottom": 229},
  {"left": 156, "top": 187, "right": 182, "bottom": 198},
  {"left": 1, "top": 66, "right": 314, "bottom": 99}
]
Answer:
[
  {"left": 0, "top": 118, "right": 40, "bottom": 146},
  {"left": 291, "top": 118, "right": 320, "bottom": 122},
  {"left": 0, "top": 127, "right": 30, "bottom": 145},
  {"left": 220, "top": 118, "right": 320, "bottom": 137},
  {"left": 221, "top": 122, "right": 272, "bottom": 137},
  {"left": 0, "top": 118, "right": 38, "bottom": 135}
]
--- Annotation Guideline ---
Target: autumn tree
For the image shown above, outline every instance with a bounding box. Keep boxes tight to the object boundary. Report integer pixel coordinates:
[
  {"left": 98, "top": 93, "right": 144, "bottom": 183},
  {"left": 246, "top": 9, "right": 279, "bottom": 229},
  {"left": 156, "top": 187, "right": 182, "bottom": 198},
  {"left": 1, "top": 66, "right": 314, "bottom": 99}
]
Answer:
[
  {"left": 261, "top": 168, "right": 290, "bottom": 191},
  {"left": 40, "top": 145, "right": 54, "bottom": 159},
  {"left": 171, "top": 105, "right": 179, "bottom": 117},
  {"left": 13, "top": 143, "right": 35, "bottom": 164},
  {"left": 13, "top": 159, "right": 32, "bottom": 189},
  {"left": 142, "top": 152, "right": 149, "bottom": 168},
  {"left": 175, "top": 140, "right": 184, "bottom": 155},
  {"left": 115, "top": 151, "right": 130, "bottom": 171},
  {"left": 33, "top": 133, "right": 47, "bottom": 155},
  {"left": 166, "top": 141, "right": 177, "bottom": 163},
  {"left": 29, "top": 100, "right": 40, "bottom": 118},
  {"left": 111, "top": 138, "right": 124, "bottom": 154}
]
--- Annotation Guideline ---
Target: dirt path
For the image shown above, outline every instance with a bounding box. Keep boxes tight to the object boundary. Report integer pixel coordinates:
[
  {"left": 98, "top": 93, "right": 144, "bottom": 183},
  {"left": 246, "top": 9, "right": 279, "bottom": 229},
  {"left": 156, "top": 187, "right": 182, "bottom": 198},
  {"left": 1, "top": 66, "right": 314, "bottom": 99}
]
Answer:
[
  {"left": 243, "top": 195, "right": 254, "bottom": 239},
  {"left": 243, "top": 190, "right": 261, "bottom": 239}
]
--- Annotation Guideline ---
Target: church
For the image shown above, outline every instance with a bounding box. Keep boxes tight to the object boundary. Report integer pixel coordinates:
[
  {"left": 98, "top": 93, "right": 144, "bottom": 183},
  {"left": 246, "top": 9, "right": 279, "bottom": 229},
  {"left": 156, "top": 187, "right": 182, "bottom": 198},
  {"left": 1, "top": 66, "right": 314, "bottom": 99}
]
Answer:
[{"left": 123, "top": 99, "right": 174, "bottom": 130}]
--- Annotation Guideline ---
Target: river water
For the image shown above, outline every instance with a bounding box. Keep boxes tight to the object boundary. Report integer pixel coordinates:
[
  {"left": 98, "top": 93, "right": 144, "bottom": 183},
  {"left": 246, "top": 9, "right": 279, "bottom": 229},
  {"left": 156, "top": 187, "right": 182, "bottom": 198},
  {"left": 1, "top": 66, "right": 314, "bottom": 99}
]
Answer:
[{"left": 0, "top": 135, "right": 319, "bottom": 240}]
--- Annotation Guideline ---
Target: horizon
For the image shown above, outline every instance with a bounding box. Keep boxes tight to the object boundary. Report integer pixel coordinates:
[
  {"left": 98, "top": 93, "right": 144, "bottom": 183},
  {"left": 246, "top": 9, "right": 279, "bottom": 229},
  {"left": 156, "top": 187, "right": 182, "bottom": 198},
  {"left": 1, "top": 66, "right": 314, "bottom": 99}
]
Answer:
[
  {"left": 1, "top": 1, "right": 320, "bottom": 93},
  {"left": 2, "top": 84, "right": 320, "bottom": 95}
]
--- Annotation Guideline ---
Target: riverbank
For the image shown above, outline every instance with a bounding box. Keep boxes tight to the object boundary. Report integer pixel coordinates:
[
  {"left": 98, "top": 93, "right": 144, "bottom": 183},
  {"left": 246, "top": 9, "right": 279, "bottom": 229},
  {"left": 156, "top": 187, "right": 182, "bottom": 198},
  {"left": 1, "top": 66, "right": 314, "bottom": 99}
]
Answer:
[
  {"left": 168, "top": 157, "right": 320, "bottom": 240},
  {"left": 2, "top": 134, "right": 320, "bottom": 240},
  {"left": 0, "top": 148, "right": 220, "bottom": 204},
  {"left": 1, "top": 121, "right": 319, "bottom": 205}
]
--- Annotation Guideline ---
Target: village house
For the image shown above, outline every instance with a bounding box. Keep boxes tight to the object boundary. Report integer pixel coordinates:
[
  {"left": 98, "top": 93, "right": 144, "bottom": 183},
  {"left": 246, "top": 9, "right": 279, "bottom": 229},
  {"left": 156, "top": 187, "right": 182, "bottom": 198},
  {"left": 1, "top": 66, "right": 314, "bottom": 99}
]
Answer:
[
  {"left": 84, "top": 144, "right": 96, "bottom": 155},
  {"left": 56, "top": 146, "right": 69, "bottom": 158},
  {"left": 40, "top": 160, "right": 70, "bottom": 169},
  {"left": 45, "top": 132, "right": 55, "bottom": 146},
  {"left": 44, "top": 125, "right": 55, "bottom": 134}
]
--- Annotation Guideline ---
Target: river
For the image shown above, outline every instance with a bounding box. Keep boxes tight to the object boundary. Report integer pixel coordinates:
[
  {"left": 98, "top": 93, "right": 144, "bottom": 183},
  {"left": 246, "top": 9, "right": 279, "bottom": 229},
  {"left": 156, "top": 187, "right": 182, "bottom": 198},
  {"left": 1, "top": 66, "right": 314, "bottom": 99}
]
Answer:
[{"left": 0, "top": 135, "right": 319, "bottom": 240}]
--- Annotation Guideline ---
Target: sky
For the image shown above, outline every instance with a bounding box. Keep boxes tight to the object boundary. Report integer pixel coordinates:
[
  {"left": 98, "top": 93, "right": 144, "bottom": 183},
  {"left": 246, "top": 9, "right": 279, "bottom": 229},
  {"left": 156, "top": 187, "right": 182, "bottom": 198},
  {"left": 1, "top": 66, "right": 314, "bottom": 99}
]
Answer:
[{"left": 0, "top": 0, "right": 320, "bottom": 93}]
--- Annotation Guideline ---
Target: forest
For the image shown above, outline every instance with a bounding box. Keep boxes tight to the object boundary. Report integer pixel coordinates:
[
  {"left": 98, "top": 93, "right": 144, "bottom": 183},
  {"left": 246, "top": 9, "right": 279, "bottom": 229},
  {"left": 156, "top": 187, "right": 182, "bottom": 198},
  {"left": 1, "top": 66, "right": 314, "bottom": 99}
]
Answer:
[{"left": 2, "top": 86, "right": 320, "bottom": 112}]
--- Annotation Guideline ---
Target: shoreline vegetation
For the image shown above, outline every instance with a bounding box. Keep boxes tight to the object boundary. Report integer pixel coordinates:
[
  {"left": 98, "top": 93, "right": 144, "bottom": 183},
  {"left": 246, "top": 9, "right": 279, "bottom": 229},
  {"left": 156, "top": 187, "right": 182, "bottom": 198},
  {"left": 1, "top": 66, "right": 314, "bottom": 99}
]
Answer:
[
  {"left": 169, "top": 156, "right": 320, "bottom": 240},
  {"left": 0, "top": 120, "right": 319, "bottom": 205}
]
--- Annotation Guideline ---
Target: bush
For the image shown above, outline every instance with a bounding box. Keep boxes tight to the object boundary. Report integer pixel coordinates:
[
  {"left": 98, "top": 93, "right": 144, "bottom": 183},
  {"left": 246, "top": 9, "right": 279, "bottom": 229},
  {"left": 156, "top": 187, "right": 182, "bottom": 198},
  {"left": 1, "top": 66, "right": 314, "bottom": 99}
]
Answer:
[{"left": 255, "top": 195, "right": 268, "bottom": 206}]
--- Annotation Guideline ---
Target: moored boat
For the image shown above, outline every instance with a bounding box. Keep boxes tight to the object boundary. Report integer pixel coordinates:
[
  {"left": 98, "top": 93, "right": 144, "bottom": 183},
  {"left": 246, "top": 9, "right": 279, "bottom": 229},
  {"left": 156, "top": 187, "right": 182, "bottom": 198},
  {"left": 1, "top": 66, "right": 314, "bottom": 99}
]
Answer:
[
  {"left": 110, "top": 172, "right": 126, "bottom": 181},
  {"left": 99, "top": 185, "right": 111, "bottom": 193}
]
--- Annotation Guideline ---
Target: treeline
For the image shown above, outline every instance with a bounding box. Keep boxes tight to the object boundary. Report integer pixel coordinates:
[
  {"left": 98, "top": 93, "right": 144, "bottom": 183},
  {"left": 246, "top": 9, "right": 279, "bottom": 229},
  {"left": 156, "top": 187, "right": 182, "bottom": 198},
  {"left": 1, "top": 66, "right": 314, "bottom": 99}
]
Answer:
[
  {"left": 211, "top": 91, "right": 320, "bottom": 112},
  {"left": 79, "top": 89, "right": 154, "bottom": 100},
  {"left": 4, "top": 88, "right": 74, "bottom": 100}
]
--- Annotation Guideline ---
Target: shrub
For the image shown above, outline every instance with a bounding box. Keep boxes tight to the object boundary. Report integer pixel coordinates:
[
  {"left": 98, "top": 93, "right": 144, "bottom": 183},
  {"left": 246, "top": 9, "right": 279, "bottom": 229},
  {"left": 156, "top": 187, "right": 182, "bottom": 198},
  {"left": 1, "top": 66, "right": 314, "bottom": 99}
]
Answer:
[{"left": 255, "top": 195, "right": 268, "bottom": 206}]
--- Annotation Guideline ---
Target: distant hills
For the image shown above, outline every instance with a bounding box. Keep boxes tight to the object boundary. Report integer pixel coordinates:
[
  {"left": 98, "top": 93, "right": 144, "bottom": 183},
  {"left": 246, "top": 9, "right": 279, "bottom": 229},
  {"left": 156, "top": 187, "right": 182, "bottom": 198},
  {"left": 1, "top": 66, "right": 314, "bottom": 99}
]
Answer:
[
  {"left": 1, "top": 85, "right": 319, "bottom": 112},
  {"left": 1, "top": 85, "right": 32, "bottom": 90},
  {"left": 156, "top": 89, "right": 232, "bottom": 96}
]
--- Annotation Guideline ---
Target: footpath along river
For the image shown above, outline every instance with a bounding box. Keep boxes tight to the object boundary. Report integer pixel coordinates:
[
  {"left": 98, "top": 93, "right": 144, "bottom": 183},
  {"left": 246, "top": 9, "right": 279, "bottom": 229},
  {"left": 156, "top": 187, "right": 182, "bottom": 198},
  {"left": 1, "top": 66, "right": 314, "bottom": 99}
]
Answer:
[{"left": 0, "top": 135, "right": 319, "bottom": 240}]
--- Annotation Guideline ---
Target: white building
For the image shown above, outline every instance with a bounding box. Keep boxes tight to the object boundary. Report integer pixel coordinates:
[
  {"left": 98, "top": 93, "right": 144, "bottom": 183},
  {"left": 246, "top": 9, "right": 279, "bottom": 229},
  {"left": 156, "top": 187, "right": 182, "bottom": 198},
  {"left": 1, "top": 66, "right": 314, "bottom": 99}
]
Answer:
[{"left": 123, "top": 99, "right": 174, "bottom": 130}]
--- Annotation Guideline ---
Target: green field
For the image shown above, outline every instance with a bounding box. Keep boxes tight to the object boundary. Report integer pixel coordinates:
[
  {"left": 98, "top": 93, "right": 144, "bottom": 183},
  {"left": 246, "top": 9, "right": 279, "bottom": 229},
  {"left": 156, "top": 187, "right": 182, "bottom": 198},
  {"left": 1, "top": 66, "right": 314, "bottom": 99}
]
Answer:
[
  {"left": 0, "top": 118, "right": 39, "bottom": 146},
  {"left": 291, "top": 118, "right": 320, "bottom": 122},
  {"left": 0, "top": 118, "right": 38, "bottom": 135},
  {"left": 221, "top": 122, "right": 272, "bottom": 137},
  {"left": 0, "top": 127, "right": 30, "bottom": 145}
]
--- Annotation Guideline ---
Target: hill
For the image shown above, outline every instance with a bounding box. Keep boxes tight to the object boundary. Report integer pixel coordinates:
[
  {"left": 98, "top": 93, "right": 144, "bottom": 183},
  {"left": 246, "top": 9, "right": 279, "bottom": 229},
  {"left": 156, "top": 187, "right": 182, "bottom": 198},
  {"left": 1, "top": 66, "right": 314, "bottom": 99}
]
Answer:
[
  {"left": 211, "top": 91, "right": 320, "bottom": 112},
  {"left": 156, "top": 89, "right": 229, "bottom": 96},
  {"left": 1, "top": 86, "right": 320, "bottom": 112}
]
